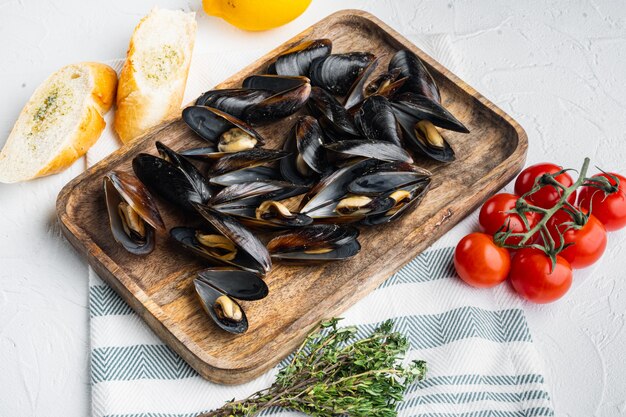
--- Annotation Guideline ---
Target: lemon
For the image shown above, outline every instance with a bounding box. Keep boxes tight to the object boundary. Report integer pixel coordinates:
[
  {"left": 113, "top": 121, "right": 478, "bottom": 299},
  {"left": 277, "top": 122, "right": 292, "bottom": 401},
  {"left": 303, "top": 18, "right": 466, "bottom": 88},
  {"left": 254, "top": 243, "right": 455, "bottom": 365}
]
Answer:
[{"left": 202, "top": 0, "right": 312, "bottom": 31}]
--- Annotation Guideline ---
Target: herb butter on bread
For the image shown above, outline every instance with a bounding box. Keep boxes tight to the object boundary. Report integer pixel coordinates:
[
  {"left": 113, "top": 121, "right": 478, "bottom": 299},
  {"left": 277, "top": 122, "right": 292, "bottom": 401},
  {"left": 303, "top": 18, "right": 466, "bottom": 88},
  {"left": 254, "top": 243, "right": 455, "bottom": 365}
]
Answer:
[
  {"left": 114, "top": 8, "right": 197, "bottom": 143},
  {"left": 0, "top": 62, "right": 117, "bottom": 183}
]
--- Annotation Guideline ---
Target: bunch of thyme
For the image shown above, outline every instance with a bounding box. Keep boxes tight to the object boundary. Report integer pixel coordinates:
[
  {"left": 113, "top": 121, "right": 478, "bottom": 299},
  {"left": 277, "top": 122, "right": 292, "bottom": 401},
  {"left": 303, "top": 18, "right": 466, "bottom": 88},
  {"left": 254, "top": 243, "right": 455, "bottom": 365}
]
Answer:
[{"left": 198, "top": 318, "right": 427, "bottom": 417}]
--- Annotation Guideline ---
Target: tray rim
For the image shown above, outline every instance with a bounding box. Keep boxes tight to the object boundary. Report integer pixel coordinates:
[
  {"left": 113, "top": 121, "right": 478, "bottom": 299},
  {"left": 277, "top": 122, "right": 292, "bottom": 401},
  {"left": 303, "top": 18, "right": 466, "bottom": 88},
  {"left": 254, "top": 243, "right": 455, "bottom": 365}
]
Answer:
[{"left": 57, "top": 8, "right": 528, "bottom": 384}]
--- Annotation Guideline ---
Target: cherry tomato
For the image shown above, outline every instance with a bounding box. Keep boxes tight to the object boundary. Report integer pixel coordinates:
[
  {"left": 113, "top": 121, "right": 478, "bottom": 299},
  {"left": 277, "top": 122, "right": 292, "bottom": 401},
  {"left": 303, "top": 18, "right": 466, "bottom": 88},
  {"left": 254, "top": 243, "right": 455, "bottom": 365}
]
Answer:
[
  {"left": 545, "top": 210, "right": 607, "bottom": 269},
  {"left": 454, "top": 233, "right": 511, "bottom": 288},
  {"left": 479, "top": 193, "right": 539, "bottom": 244},
  {"left": 515, "top": 163, "right": 576, "bottom": 209},
  {"left": 578, "top": 173, "right": 626, "bottom": 231},
  {"left": 509, "top": 248, "right": 572, "bottom": 303}
]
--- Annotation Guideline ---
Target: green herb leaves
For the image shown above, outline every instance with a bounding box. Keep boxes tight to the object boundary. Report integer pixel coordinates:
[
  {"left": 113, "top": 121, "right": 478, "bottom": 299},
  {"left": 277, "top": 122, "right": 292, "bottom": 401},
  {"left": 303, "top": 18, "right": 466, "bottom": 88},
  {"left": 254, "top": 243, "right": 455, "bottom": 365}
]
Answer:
[{"left": 198, "top": 318, "right": 426, "bottom": 417}]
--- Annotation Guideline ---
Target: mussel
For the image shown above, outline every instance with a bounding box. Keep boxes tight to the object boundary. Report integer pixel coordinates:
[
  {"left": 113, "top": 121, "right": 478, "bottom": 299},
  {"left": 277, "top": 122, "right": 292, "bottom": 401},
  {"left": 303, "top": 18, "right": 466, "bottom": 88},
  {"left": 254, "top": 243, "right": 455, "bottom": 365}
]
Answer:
[
  {"left": 104, "top": 171, "right": 165, "bottom": 255},
  {"left": 299, "top": 158, "right": 380, "bottom": 215},
  {"left": 324, "top": 140, "right": 413, "bottom": 164},
  {"left": 197, "top": 267, "right": 269, "bottom": 301},
  {"left": 343, "top": 56, "right": 381, "bottom": 110},
  {"left": 241, "top": 75, "right": 311, "bottom": 125},
  {"left": 194, "top": 267, "right": 271, "bottom": 334},
  {"left": 208, "top": 148, "right": 291, "bottom": 176},
  {"left": 389, "top": 49, "right": 440, "bottom": 102},
  {"left": 364, "top": 68, "right": 407, "bottom": 98},
  {"left": 309, "top": 52, "right": 376, "bottom": 96},
  {"left": 300, "top": 158, "right": 431, "bottom": 224},
  {"left": 361, "top": 179, "right": 431, "bottom": 225},
  {"left": 354, "top": 95, "right": 403, "bottom": 146},
  {"left": 171, "top": 205, "right": 271, "bottom": 274},
  {"left": 194, "top": 278, "right": 249, "bottom": 334},
  {"left": 182, "top": 106, "right": 265, "bottom": 156},
  {"left": 209, "top": 166, "right": 282, "bottom": 187},
  {"left": 395, "top": 110, "right": 455, "bottom": 162},
  {"left": 281, "top": 115, "right": 327, "bottom": 185},
  {"left": 195, "top": 88, "right": 273, "bottom": 119},
  {"left": 307, "top": 86, "right": 360, "bottom": 140},
  {"left": 132, "top": 142, "right": 212, "bottom": 210},
  {"left": 268, "top": 39, "right": 332, "bottom": 76},
  {"left": 209, "top": 181, "right": 311, "bottom": 229},
  {"left": 298, "top": 158, "right": 394, "bottom": 222},
  {"left": 219, "top": 200, "right": 313, "bottom": 230},
  {"left": 210, "top": 180, "right": 309, "bottom": 210},
  {"left": 349, "top": 162, "right": 432, "bottom": 225},
  {"left": 267, "top": 224, "right": 361, "bottom": 262},
  {"left": 391, "top": 92, "right": 468, "bottom": 133}
]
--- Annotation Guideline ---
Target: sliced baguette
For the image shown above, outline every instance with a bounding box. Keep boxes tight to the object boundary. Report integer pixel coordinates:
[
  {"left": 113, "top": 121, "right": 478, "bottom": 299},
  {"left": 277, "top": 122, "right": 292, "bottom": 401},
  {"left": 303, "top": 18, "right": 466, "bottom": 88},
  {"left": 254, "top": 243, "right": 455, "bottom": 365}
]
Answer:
[
  {"left": 0, "top": 62, "right": 117, "bottom": 183},
  {"left": 114, "top": 8, "right": 197, "bottom": 143}
]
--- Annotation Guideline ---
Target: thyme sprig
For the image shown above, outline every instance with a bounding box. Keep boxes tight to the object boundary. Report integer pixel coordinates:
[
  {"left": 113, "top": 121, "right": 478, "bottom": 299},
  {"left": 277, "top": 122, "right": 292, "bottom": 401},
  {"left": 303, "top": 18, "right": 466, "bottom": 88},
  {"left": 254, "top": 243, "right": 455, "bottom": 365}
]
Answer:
[
  {"left": 494, "top": 157, "right": 620, "bottom": 267},
  {"left": 197, "top": 318, "right": 426, "bottom": 417}
]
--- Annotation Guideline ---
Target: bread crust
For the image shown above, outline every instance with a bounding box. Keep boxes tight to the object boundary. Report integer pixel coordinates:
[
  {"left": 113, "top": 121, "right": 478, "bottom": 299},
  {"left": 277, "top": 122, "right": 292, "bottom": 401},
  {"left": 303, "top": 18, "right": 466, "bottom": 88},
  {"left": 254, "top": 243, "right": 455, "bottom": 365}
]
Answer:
[
  {"left": 114, "top": 9, "right": 196, "bottom": 144},
  {"left": 0, "top": 62, "right": 117, "bottom": 183}
]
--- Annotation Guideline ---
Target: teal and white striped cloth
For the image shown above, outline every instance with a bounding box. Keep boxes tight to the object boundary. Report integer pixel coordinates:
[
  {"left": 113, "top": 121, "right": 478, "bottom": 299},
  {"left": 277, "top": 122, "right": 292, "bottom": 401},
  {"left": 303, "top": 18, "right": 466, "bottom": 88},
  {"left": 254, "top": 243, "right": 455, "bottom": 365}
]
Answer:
[{"left": 87, "top": 38, "right": 555, "bottom": 417}]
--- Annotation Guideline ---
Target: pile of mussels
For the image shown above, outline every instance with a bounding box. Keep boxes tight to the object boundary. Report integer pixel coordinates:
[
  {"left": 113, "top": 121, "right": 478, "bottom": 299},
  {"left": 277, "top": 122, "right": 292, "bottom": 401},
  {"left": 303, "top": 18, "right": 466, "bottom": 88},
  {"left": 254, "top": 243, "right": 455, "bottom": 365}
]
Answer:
[{"left": 103, "top": 39, "right": 469, "bottom": 334}]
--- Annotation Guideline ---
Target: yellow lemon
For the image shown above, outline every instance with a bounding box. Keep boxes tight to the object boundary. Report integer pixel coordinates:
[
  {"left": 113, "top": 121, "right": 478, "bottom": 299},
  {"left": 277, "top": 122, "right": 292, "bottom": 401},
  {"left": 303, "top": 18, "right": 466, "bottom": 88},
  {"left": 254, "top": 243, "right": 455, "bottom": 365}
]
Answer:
[{"left": 202, "top": 0, "right": 312, "bottom": 31}]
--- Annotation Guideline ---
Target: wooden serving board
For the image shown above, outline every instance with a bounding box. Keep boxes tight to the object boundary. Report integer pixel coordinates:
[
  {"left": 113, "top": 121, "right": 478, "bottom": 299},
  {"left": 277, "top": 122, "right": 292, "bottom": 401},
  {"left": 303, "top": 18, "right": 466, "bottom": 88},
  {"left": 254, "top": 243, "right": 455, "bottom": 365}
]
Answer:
[{"left": 57, "top": 9, "right": 527, "bottom": 384}]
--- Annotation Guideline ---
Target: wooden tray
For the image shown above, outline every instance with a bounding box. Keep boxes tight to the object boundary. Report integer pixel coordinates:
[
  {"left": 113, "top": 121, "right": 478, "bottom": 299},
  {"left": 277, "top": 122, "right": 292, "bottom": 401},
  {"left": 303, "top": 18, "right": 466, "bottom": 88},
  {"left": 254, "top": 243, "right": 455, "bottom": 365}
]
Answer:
[{"left": 57, "top": 9, "right": 527, "bottom": 384}]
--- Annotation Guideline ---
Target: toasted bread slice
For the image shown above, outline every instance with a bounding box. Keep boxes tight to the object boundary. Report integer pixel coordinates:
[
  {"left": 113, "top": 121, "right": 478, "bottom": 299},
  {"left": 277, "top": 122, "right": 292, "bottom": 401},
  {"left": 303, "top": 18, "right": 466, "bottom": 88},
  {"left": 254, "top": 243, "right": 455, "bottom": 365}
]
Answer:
[
  {"left": 0, "top": 62, "right": 117, "bottom": 183},
  {"left": 114, "top": 8, "right": 197, "bottom": 143}
]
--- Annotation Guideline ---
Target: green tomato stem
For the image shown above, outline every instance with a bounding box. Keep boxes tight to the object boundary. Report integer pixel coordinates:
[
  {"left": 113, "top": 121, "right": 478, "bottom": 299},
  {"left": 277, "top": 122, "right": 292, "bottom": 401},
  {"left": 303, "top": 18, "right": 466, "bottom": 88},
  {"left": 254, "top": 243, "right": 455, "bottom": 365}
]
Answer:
[{"left": 495, "top": 157, "right": 592, "bottom": 257}]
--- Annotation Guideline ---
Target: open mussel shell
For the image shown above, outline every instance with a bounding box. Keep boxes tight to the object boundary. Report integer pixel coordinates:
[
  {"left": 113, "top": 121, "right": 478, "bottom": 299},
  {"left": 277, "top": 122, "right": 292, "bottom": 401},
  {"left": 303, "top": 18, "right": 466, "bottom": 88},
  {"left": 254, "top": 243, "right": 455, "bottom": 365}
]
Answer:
[
  {"left": 195, "top": 88, "right": 272, "bottom": 119},
  {"left": 268, "top": 39, "right": 332, "bottom": 76},
  {"left": 179, "top": 146, "right": 222, "bottom": 161},
  {"left": 210, "top": 166, "right": 282, "bottom": 186},
  {"left": 392, "top": 92, "right": 469, "bottom": 133},
  {"left": 299, "top": 158, "right": 380, "bottom": 214},
  {"left": 210, "top": 180, "right": 309, "bottom": 208},
  {"left": 309, "top": 52, "right": 376, "bottom": 96},
  {"left": 354, "top": 95, "right": 403, "bottom": 146},
  {"left": 182, "top": 106, "right": 265, "bottom": 149},
  {"left": 171, "top": 226, "right": 263, "bottom": 274},
  {"left": 194, "top": 278, "right": 248, "bottom": 334},
  {"left": 132, "top": 142, "right": 212, "bottom": 211},
  {"left": 219, "top": 201, "right": 313, "bottom": 230},
  {"left": 364, "top": 68, "right": 406, "bottom": 98},
  {"left": 267, "top": 224, "right": 361, "bottom": 262},
  {"left": 395, "top": 110, "right": 455, "bottom": 162},
  {"left": 195, "top": 204, "right": 272, "bottom": 274},
  {"left": 389, "top": 49, "right": 440, "bottom": 102},
  {"left": 324, "top": 140, "right": 413, "bottom": 164},
  {"left": 361, "top": 178, "right": 431, "bottom": 225},
  {"left": 197, "top": 268, "right": 268, "bottom": 301},
  {"left": 343, "top": 56, "right": 381, "bottom": 110},
  {"left": 272, "top": 239, "right": 361, "bottom": 262},
  {"left": 104, "top": 171, "right": 165, "bottom": 255},
  {"left": 281, "top": 116, "right": 327, "bottom": 185},
  {"left": 305, "top": 193, "right": 396, "bottom": 223},
  {"left": 307, "top": 86, "right": 360, "bottom": 139},
  {"left": 241, "top": 75, "right": 311, "bottom": 125},
  {"left": 348, "top": 170, "right": 430, "bottom": 195},
  {"left": 209, "top": 148, "right": 290, "bottom": 176}
]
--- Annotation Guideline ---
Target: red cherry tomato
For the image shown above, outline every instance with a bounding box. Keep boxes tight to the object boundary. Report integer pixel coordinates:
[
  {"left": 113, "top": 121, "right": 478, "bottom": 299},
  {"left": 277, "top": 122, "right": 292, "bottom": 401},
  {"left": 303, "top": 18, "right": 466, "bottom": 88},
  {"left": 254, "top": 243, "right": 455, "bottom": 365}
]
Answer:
[
  {"left": 454, "top": 233, "right": 511, "bottom": 288},
  {"left": 509, "top": 248, "right": 572, "bottom": 303},
  {"left": 546, "top": 210, "right": 607, "bottom": 269},
  {"left": 578, "top": 173, "right": 626, "bottom": 231},
  {"left": 515, "top": 163, "right": 576, "bottom": 209},
  {"left": 479, "top": 193, "right": 539, "bottom": 244}
]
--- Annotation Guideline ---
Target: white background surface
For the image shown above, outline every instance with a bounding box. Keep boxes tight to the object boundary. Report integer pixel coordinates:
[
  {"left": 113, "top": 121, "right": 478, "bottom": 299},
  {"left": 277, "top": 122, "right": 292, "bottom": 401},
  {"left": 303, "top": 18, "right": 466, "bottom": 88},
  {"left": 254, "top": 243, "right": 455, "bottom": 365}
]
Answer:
[{"left": 1, "top": 1, "right": 625, "bottom": 416}]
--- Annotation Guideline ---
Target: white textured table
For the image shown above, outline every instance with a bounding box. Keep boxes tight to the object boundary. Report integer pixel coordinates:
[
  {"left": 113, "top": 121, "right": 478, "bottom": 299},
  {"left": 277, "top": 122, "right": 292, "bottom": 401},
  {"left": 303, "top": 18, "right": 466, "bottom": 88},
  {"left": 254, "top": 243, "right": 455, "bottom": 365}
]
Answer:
[{"left": 1, "top": 1, "right": 625, "bottom": 416}]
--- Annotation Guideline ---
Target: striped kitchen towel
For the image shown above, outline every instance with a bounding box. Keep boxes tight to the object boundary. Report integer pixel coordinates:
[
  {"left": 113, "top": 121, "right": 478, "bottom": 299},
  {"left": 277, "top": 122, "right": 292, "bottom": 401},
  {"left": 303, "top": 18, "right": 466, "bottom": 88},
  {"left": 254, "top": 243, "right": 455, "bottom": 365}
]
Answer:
[{"left": 87, "top": 36, "right": 555, "bottom": 417}]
